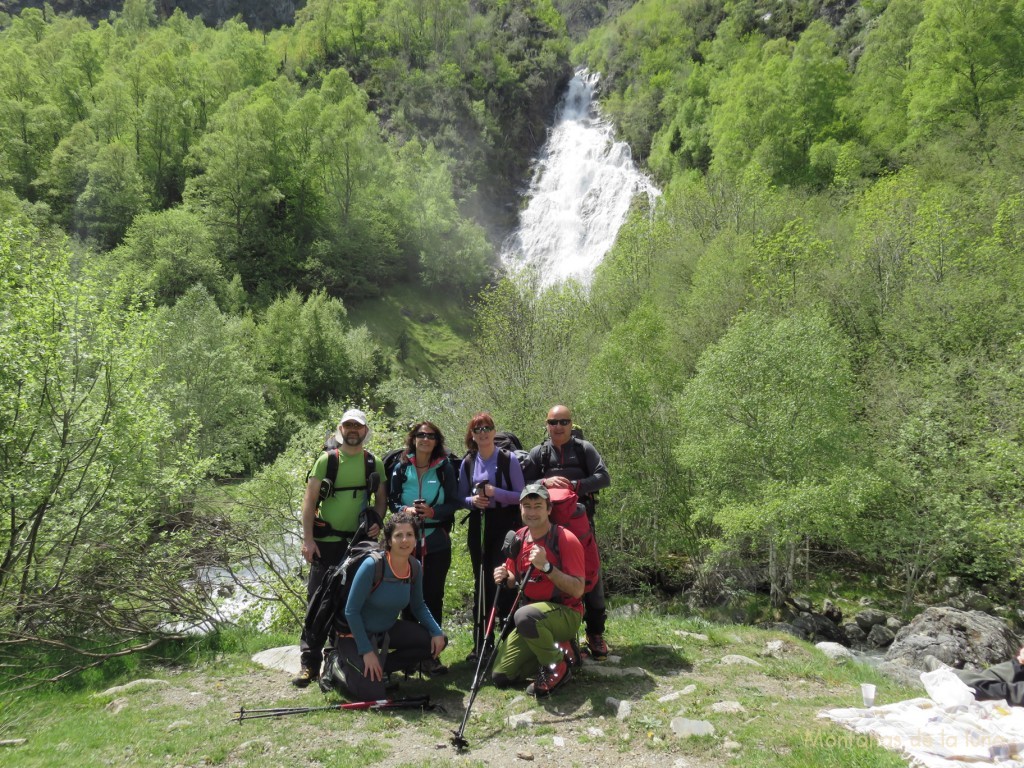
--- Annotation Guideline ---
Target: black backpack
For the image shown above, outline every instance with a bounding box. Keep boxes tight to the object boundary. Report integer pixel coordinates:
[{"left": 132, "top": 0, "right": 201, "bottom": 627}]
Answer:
[
  {"left": 463, "top": 430, "right": 526, "bottom": 485},
  {"left": 493, "top": 431, "right": 523, "bottom": 453},
  {"left": 538, "top": 433, "right": 591, "bottom": 479},
  {"left": 537, "top": 433, "right": 602, "bottom": 516},
  {"left": 382, "top": 447, "right": 405, "bottom": 484},
  {"left": 303, "top": 540, "right": 422, "bottom": 650}
]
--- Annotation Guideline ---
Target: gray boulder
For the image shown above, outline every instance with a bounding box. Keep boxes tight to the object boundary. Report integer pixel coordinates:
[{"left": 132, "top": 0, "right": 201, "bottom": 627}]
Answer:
[
  {"left": 844, "top": 622, "right": 868, "bottom": 644},
  {"left": 855, "top": 608, "right": 888, "bottom": 632},
  {"left": 963, "top": 591, "right": 995, "bottom": 613},
  {"left": 763, "top": 622, "right": 809, "bottom": 641},
  {"left": 792, "top": 613, "right": 848, "bottom": 645},
  {"left": 791, "top": 595, "right": 814, "bottom": 613},
  {"left": 867, "top": 624, "right": 896, "bottom": 648},
  {"left": 885, "top": 607, "right": 1019, "bottom": 671}
]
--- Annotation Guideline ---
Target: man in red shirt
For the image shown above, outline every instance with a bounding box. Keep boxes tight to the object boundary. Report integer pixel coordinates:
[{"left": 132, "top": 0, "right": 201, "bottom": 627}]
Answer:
[{"left": 491, "top": 483, "right": 586, "bottom": 697}]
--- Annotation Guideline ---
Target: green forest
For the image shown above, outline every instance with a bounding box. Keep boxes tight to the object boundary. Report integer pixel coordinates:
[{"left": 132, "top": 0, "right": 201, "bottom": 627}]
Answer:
[{"left": 4, "top": 0, "right": 1024, "bottom": 684}]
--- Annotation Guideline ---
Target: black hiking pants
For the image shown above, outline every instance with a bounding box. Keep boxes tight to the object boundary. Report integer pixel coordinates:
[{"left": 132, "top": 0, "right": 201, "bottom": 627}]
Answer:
[
  {"left": 300, "top": 538, "right": 349, "bottom": 672},
  {"left": 326, "top": 620, "right": 434, "bottom": 700},
  {"left": 583, "top": 569, "right": 607, "bottom": 636},
  {"left": 957, "top": 659, "right": 1024, "bottom": 706},
  {"left": 467, "top": 506, "right": 521, "bottom": 648}
]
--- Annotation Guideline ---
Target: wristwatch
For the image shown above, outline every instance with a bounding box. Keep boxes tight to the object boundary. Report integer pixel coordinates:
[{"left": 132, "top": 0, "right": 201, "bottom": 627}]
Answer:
[{"left": 541, "top": 561, "right": 553, "bottom": 574}]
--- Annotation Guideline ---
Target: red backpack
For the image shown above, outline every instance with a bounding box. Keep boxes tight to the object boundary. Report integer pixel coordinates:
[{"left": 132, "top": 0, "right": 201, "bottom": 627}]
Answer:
[{"left": 547, "top": 487, "right": 600, "bottom": 592}]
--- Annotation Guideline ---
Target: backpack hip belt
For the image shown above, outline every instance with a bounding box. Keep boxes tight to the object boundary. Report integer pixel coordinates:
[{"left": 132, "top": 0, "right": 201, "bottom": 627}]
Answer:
[{"left": 313, "top": 518, "right": 358, "bottom": 540}]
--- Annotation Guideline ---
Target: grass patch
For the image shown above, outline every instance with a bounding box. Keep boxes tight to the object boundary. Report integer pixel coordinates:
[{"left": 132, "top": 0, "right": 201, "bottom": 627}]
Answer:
[
  {"left": 1, "top": 600, "right": 924, "bottom": 767},
  {"left": 346, "top": 284, "right": 475, "bottom": 379}
]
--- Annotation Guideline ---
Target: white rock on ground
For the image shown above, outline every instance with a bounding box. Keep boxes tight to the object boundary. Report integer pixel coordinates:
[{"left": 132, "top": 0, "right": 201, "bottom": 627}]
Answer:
[
  {"left": 710, "top": 701, "right": 745, "bottom": 714},
  {"left": 674, "top": 631, "right": 709, "bottom": 641},
  {"left": 670, "top": 718, "right": 715, "bottom": 738},
  {"left": 605, "top": 697, "right": 632, "bottom": 720},
  {"left": 94, "top": 679, "right": 170, "bottom": 697},
  {"left": 251, "top": 646, "right": 301, "bottom": 676},
  {"left": 658, "top": 684, "right": 697, "bottom": 702},
  {"left": 586, "top": 665, "right": 648, "bottom": 678},
  {"left": 719, "top": 655, "right": 762, "bottom": 667},
  {"left": 816, "top": 641, "right": 855, "bottom": 661}
]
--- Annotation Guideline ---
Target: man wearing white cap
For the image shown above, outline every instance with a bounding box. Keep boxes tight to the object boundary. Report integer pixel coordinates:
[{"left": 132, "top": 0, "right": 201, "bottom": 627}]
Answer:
[{"left": 293, "top": 408, "right": 386, "bottom": 687}]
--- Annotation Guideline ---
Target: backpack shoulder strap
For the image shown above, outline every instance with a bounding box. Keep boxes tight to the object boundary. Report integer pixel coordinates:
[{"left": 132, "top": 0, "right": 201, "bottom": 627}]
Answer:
[
  {"left": 364, "top": 449, "right": 376, "bottom": 489},
  {"left": 540, "top": 440, "right": 552, "bottom": 476},
  {"left": 328, "top": 448, "right": 340, "bottom": 483},
  {"left": 573, "top": 437, "right": 590, "bottom": 477},
  {"left": 496, "top": 448, "right": 512, "bottom": 490},
  {"left": 369, "top": 551, "right": 386, "bottom": 593},
  {"left": 332, "top": 448, "right": 377, "bottom": 495},
  {"left": 546, "top": 524, "right": 563, "bottom": 561}
]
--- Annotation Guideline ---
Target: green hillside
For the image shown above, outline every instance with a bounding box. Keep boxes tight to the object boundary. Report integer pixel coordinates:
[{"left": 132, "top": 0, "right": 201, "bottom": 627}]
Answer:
[{"left": 6, "top": 0, "right": 1024, "bottom": 691}]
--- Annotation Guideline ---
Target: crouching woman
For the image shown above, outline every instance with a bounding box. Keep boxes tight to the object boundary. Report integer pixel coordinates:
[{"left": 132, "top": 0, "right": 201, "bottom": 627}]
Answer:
[
  {"left": 491, "top": 483, "right": 585, "bottom": 698},
  {"left": 326, "top": 512, "right": 447, "bottom": 700}
]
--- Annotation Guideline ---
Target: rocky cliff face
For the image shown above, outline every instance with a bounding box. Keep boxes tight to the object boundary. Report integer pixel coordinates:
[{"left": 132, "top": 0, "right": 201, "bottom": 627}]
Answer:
[{"left": 1, "top": 0, "right": 302, "bottom": 30}]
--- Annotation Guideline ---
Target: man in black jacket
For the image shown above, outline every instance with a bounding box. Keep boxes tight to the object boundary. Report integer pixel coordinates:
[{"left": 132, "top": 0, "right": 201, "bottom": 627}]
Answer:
[
  {"left": 524, "top": 404, "right": 612, "bottom": 659},
  {"left": 928, "top": 647, "right": 1024, "bottom": 706}
]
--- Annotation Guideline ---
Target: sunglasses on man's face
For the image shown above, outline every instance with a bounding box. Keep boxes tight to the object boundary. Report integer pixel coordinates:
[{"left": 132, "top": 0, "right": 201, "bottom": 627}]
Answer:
[
  {"left": 547, "top": 418, "right": 571, "bottom": 426},
  {"left": 341, "top": 421, "right": 364, "bottom": 429},
  {"left": 472, "top": 425, "right": 495, "bottom": 434},
  {"left": 414, "top": 432, "right": 438, "bottom": 440}
]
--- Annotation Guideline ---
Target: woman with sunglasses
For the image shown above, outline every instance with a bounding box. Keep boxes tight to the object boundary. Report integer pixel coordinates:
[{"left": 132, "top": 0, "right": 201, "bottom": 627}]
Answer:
[
  {"left": 387, "top": 421, "right": 458, "bottom": 674},
  {"left": 458, "top": 412, "right": 525, "bottom": 661}
]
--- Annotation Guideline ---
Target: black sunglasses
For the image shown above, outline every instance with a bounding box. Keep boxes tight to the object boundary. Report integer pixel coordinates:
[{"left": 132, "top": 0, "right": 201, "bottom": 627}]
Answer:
[
  {"left": 546, "top": 418, "right": 571, "bottom": 426},
  {"left": 414, "top": 432, "right": 438, "bottom": 440},
  {"left": 472, "top": 425, "right": 495, "bottom": 434}
]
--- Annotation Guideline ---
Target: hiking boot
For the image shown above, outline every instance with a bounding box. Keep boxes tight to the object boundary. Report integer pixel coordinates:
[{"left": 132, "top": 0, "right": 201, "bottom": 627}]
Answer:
[
  {"left": 556, "top": 639, "right": 582, "bottom": 668},
  {"left": 585, "top": 633, "right": 610, "bottom": 661},
  {"left": 291, "top": 666, "right": 319, "bottom": 688},
  {"left": 466, "top": 639, "right": 494, "bottom": 664},
  {"left": 529, "top": 660, "right": 572, "bottom": 698},
  {"left": 420, "top": 658, "right": 449, "bottom": 676},
  {"left": 492, "top": 672, "right": 513, "bottom": 689}
]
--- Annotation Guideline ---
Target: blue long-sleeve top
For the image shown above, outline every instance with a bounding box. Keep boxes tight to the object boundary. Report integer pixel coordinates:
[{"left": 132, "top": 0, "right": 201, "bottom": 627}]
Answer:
[
  {"left": 344, "top": 553, "right": 442, "bottom": 655},
  {"left": 387, "top": 455, "right": 459, "bottom": 551},
  {"left": 458, "top": 448, "right": 526, "bottom": 508}
]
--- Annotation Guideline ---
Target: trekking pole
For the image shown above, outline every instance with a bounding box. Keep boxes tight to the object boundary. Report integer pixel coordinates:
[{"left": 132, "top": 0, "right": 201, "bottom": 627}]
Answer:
[
  {"left": 451, "top": 559, "right": 534, "bottom": 752},
  {"left": 473, "top": 495, "right": 487, "bottom": 656},
  {"left": 235, "top": 695, "right": 433, "bottom": 722}
]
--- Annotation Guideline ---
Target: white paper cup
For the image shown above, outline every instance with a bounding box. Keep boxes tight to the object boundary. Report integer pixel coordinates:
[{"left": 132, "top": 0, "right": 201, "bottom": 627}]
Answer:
[{"left": 860, "top": 683, "right": 876, "bottom": 707}]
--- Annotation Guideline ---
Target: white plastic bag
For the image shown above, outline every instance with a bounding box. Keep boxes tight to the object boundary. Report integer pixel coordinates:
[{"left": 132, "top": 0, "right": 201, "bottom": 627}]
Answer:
[{"left": 921, "top": 667, "right": 976, "bottom": 708}]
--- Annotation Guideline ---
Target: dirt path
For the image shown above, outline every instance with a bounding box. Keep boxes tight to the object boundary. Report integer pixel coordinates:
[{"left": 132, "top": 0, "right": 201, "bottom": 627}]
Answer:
[{"left": 140, "top": 639, "right": 853, "bottom": 768}]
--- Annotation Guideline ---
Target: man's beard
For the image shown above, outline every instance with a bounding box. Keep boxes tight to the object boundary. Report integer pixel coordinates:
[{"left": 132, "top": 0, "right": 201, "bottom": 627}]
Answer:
[{"left": 343, "top": 432, "right": 364, "bottom": 446}]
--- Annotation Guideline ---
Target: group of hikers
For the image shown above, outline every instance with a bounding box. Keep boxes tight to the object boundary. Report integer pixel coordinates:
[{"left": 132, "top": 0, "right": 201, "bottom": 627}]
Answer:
[{"left": 293, "top": 405, "right": 611, "bottom": 701}]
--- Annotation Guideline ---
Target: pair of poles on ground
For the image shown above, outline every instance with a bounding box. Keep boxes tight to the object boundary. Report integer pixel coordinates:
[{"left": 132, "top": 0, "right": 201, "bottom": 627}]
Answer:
[{"left": 450, "top": 528, "right": 530, "bottom": 750}]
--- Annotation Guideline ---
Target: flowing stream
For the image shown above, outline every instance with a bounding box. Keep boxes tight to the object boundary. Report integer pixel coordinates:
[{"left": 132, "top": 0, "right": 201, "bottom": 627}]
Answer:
[{"left": 502, "top": 69, "right": 660, "bottom": 286}]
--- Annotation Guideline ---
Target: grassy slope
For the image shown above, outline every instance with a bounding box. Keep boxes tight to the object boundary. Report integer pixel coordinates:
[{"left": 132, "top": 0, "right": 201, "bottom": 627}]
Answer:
[
  {"left": 1, "top": 547, "right": 916, "bottom": 768},
  {"left": 0, "top": 614, "right": 913, "bottom": 768},
  {"left": 347, "top": 284, "right": 477, "bottom": 381}
]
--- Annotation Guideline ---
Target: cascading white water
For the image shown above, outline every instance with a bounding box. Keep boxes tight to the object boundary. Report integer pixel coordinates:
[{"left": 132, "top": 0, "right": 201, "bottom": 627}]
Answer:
[{"left": 502, "top": 69, "right": 660, "bottom": 286}]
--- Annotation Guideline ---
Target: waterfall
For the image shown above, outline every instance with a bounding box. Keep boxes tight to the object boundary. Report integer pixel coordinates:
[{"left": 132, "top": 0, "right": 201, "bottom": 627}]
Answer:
[{"left": 502, "top": 69, "right": 660, "bottom": 287}]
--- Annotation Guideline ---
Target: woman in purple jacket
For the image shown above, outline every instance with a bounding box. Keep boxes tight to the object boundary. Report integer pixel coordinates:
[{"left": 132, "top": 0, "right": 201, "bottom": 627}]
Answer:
[{"left": 459, "top": 412, "right": 525, "bottom": 661}]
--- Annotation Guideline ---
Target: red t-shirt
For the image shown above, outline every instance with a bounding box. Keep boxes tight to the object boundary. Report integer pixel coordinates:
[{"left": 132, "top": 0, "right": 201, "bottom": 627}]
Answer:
[{"left": 505, "top": 525, "right": 585, "bottom": 615}]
